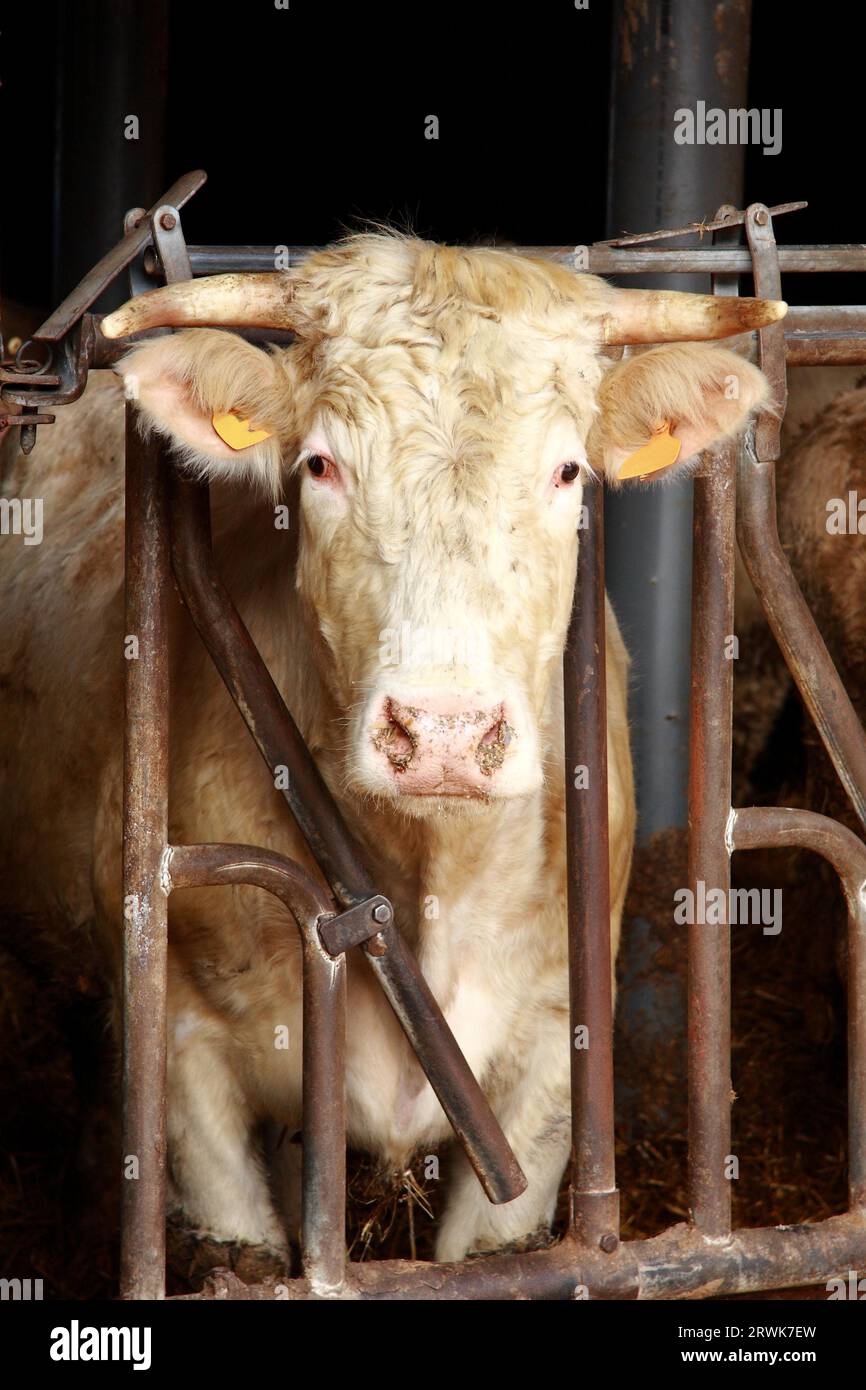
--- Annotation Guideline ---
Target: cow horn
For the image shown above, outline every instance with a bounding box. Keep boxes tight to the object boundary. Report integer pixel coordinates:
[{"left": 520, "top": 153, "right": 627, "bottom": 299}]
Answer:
[
  {"left": 100, "top": 273, "right": 295, "bottom": 339},
  {"left": 600, "top": 287, "right": 787, "bottom": 345}
]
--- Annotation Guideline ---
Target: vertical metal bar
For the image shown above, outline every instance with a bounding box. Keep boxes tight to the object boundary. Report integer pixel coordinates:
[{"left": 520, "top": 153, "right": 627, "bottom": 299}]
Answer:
[
  {"left": 685, "top": 212, "right": 741, "bottom": 1238},
  {"left": 687, "top": 440, "right": 736, "bottom": 1238},
  {"left": 565, "top": 479, "right": 618, "bottom": 1247},
  {"left": 119, "top": 207, "right": 190, "bottom": 1300},
  {"left": 847, "top": 878, "right": 866, "bottom": 1211},
  {"left": 120, "top": 418, "right": 170, "bottom": 1299},
  {"left": 301, "top": 937, "right": 348, "bottom": 1292}
]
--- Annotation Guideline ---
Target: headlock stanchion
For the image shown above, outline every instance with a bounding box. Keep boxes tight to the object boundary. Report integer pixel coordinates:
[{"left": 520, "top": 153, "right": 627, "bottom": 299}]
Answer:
[{"left": 4, "top": 173, "right": 866, "bottom": 1298}]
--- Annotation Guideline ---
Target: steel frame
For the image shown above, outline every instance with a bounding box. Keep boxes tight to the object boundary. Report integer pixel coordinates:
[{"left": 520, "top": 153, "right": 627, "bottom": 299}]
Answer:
[{"left": 4, "top": 174, "right": 866, "bottom": 1300}]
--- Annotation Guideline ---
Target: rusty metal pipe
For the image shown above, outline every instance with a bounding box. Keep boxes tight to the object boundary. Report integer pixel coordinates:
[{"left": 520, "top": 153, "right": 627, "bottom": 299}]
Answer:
[
  {"left": 564, "top": 479, "right": 618, "bottom": 1246},
  {"left": 353, "top": 927, "right": 527, "bottom": 1206},
  {"left": 172, "top": 1209, "right": 866, "bottom": 1301},
  {"left": 731, "top": 807, "right": 866, "bottom": 1210},
  {"left": 687, "top": 441, "right": 736, "bottom": 1238},
  {"left": 168, "top": 475, "right": 374, "bottom": 911},
  {"left": 120, "top": 419, "right": 171, "bottom": 1300},
  {"left": 167, "top": 843, "right": 348, "bottom": 1289},
  {"left": 150, "top": 243, "right": 866, "bottom": 278}
]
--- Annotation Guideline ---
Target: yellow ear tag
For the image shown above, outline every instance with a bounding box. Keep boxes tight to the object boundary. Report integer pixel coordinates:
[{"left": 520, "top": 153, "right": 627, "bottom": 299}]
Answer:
[
  {"left": 618, "top": 421, "right": 681, "bottom": 481},
  {"left": 212, "top": 410, "right": 274, "bottom": 451}
]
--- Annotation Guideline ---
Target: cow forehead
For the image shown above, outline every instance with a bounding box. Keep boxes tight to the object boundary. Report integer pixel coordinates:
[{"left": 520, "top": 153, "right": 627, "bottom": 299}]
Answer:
[
  {"left": 304, "top": 304, "right": 605, "bottom": 465},
  {"left": 293, "top": 234, "right": 609, "bottom": 402}
]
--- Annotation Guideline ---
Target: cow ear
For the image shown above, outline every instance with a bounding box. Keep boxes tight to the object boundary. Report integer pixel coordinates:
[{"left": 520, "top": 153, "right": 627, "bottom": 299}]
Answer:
[
  {"left": 587, "top": 344, "right": 772, "bottom": 486},
  {"left": 114, "top": 329, "right": 289, "bottom": 494}
]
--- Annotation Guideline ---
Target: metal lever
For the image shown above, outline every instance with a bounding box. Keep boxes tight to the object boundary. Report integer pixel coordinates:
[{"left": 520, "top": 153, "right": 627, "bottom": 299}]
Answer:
[{"left": 320, "top": 898, "right": 528, "bottom": 1205}]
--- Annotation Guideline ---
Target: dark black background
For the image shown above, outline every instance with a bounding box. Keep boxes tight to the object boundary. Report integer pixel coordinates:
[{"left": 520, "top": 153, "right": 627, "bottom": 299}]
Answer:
[{"left": 1, "top": 1, "right": 861, "bottom": 316}]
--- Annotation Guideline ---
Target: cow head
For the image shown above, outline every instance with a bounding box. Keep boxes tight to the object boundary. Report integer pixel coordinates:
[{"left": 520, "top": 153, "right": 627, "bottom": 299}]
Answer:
[{"left": 105, "top": 236, "right": 783, "bottom": 814}]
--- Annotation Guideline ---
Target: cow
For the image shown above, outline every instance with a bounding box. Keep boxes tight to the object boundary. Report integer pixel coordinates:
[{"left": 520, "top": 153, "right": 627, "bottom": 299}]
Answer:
[{"left": 0, "top": 235, "right": 782, "bottom": 1267}]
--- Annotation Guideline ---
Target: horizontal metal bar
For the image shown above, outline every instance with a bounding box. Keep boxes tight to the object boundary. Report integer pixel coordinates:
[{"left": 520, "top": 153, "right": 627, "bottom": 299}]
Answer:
[
  {"left": 167, "top": 244, "right": 866, "bottom": 277},
  {"left": 172, "top": 1210, "right": 866, "bottom": 1300}
]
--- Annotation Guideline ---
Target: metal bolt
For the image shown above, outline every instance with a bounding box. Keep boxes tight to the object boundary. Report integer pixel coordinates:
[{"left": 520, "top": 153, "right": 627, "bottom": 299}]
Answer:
[
  {"left": 365, "top": 932, "right": 388, "bottom": 957},
  {"left": 123, "top": 206, "right": 146, "bottom": 235},
  {"left": 599, "top": 1232, "right": 618, "bottom": 1254},
  {"left": 754, "top": 208, "right": 769, "bottom": 227},
  {"left": 372, "top": 901, "right": 392, "bottom": 924},
  {"left": 159, "top": 211, "right": 177, "bottom": 231}
]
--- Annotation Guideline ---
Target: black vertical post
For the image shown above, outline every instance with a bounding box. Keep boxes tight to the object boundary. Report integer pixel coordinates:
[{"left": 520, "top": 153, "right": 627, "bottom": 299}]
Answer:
[
  {"left": 605, "top": 0, "right": 752, "bottom": 1131},
  {"left": 53, "top": 0, "right": 168, "bottom": 309}
]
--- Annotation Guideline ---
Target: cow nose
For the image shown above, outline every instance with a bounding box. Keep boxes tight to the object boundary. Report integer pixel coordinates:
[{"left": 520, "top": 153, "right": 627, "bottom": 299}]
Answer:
[{"left": 371, "top": 695, "right": 515, "bottom": 795}]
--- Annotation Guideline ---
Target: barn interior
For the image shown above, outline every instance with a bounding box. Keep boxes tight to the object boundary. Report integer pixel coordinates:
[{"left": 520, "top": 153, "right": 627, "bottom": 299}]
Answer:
[{"left": 1, "top": 0, "right": 863, "bottom": 1300}]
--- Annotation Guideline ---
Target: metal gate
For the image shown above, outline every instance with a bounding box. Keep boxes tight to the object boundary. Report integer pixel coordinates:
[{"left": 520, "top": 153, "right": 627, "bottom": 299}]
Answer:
[{"left": 3, "top": 171, "right": 866, "bottom": 1299}]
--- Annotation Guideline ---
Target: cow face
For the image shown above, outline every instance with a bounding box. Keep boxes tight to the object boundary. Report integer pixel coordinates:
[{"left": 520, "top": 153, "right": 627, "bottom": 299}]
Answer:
[{"left": 109, "top": 236, "right": 779, "bottom": 813}]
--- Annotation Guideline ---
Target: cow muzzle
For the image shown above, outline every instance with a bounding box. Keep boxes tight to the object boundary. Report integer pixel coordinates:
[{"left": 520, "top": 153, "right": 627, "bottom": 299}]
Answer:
[{"left": 366, "top": 689, "right": 537, "bottom": 799}]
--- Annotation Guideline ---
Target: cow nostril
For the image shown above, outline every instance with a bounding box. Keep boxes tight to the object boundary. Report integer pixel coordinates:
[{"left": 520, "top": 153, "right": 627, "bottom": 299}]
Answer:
[
  {"left": 476, "top": 717, "right": 514, "bottom": 776},
  {"left": 372, "top": 703, "right": 416, "bottom": 771}
]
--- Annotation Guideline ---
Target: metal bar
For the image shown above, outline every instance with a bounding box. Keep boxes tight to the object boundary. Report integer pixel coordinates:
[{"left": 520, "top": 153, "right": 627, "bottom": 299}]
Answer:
[
  {"left": 166, "top": 473, "right": 526, "bottom": 1204},
  {"left": 737, "top": 445, "right": 866, "bottom": 836},
  {"left": 164, "top": 243, "right": 866, "bottom": 277},
  {"left": 172, "top": 1208, "right": 866, "bottom": 1301},
  {"left": 746, "top": 206, "right": 788, "bottom": 463},
  {"left": 685, "top": 214, "right": 741, "bottom": 1238},
  {"left": 119, "top": 207, "right": 195, "bottom": 1300},
  {"left": 598, "top": 201, "right": 808, "bottom": 246},
  {"left": 120, "top": 417, "right": 170, "bottom": 1300},
  {"left": 564, "top": 479, "right": 618, "bottom": 1247},
  {"left": 730, "top": 807, "right": 866, "bottom": 1210},
  {"left": 687, "top": 441, "right": 736, "bottom": 1237},
  {"left": 168, "top": 475, "right": 371, "bottom": 909},
  {"left": 785, "top": 339, "right": 866, "bottom": 366},
  {"left": 353, "top": 927, "right": 527, "bottom": 1206},
  {"left": 36, "top": 171, "right": 206, "bottom": 342},
  {"left": 166, "top": 844, "right": 348, "bottom": 1290},
  {"left": 580, "top": 247, "right": 866, "bottom": 275}
]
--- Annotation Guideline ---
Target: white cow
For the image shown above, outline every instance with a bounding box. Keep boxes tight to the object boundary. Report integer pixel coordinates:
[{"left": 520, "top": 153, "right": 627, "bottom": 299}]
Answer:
[{"left": 0, "top": 235, "right": 780, "bottom": 1263}]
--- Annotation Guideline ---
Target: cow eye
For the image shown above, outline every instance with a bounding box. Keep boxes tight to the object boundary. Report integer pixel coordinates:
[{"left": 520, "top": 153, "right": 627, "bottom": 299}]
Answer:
[
  {"left": 557, "top": 461, "right": 581, "bottom": 485},
  {"left": 307, "top": 454, "right": 332, "bottom": 478}
]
